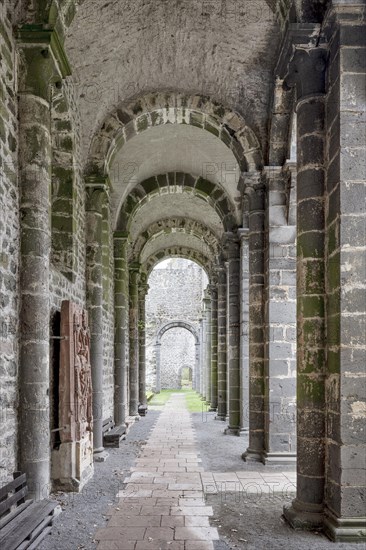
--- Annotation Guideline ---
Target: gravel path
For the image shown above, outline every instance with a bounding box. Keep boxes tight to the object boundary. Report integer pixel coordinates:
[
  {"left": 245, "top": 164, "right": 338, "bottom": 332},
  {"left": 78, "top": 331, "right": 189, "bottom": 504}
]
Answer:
[
  {"left": 192, "top": 411, "right": 360, "bottom": 550},
  {"left": 39, "top": 411, "right": 160, "bottom": 550}
]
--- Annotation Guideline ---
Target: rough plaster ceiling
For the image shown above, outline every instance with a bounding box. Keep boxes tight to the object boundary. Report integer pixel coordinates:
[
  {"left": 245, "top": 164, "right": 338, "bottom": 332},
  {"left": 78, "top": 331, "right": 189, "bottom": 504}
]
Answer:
[
  {"left": 128, "top": 193, "right": 224, "bottom": 242},
  {"left": 66, "top": 0, "right": 281, "bottom": 162},
  {"left": 109, "top": 123, "right": 241, "bottom": 225}
]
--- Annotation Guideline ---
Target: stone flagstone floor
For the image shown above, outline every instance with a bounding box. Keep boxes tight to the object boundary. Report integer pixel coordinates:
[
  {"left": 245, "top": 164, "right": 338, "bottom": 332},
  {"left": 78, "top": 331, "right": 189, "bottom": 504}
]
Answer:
[{"left": 95, "top": 394, "right": 296, "bottom": 550}]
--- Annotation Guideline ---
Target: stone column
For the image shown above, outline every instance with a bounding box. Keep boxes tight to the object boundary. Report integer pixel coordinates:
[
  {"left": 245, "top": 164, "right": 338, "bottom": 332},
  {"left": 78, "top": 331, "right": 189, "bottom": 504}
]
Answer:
[
  {"left": 138, "top": 274, "right": 149, "bottom": 414},
  {"left": 129, "top": 264, "right": 140, "bottom": 416},
  {"left": 210, "top": 281, "right": 218, "bottom": 411},
  {"left": 155, "top": 343, "right": 161, "bottom": 393},
  {"left": 262, "top": 166, "right": 297, "bottom": 463},
  {"left": 224, "top": 233, "right": 241, "bottom": 435},
  {"left": 194, "top": 341, "right": 200, "bottom": 391},
  {"left": 17, "top": 29, "right": 71, "bottom": 499},
  {"left": 216, "top": 264, "right": 227, "bottom": 421},
  {"left": 201, "top": 304, "right": 208, "bottom": 400},
  {"left": 238, "top": 227, "right": 250, "bottom": 432},
  {"left": 243, "top": 179, "right": 266, "bottom": 460},
  {"left": 113, "top": 232, "right": 129, "bottom": 428},
  {"left": 203, "top": 289, "right": 212, "bottom": 405},
  {"left": 281, "top": 38, "right": 328, "bottom": 529},
  {"left": 198, "top": 318, "right": 204, "bottom": 395},
  {"left": 322, "top": 4, "right": 366, "bottom": 542},
  {"left": 86, "top": 180, "right": 109, "bottom": 461}
]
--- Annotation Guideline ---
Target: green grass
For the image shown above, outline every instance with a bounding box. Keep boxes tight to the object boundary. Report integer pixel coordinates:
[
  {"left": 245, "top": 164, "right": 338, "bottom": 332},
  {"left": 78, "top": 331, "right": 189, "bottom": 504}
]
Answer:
[{"left": 148, "top": 389, "right": 209, "bottom": 413}]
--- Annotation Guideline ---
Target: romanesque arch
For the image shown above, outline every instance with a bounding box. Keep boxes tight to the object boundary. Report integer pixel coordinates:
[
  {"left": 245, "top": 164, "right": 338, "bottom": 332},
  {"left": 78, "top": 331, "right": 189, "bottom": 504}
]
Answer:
[
  {"left": 86, "top": 93, "right": 263, "bottom": 178},
  {"left": 155, "top": 321, "right": 200, "bottom": 392}
]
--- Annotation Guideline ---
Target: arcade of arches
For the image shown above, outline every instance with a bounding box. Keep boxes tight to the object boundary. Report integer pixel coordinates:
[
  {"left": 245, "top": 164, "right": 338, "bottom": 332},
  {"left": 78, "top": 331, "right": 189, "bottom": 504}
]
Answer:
[{"left": 0, "top": 0, "right": 365, "bottom": 545}]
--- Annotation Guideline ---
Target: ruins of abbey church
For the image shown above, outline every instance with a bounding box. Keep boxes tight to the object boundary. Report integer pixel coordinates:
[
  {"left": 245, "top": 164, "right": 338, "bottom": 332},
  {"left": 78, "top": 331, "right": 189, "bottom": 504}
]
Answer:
[{"left": 0, "top": 0, "right": 365, "bottom": 546}]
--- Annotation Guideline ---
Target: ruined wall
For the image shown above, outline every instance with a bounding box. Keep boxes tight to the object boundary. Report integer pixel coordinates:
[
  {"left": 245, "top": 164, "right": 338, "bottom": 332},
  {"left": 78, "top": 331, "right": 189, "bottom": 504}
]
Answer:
[
  {"left": 160, "top": 328, "right": 195, "bottom": 389},
  {"left": 145, "top": 259, "right": 207, "bottom": 390},
  {"left": 0, "top": 1, "right": 19, "bottom": 482}
]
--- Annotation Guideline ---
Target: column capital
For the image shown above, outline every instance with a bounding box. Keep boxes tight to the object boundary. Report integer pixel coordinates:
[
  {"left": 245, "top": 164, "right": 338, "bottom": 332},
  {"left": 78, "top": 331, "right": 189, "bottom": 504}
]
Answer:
[
  {"left": 238, "top": 170, "right": 262, "bottom": 195},
  {"left": 17, "top": 27, "right": 71, "bottom": 100},
  {"left": 129, "top": 262, "right": 141, "bottom": 274},
  {"left": 237, "top": 227, "right": 250, "bottom": 242},
  {"left": 275, "top": 24, "right": 328, "bottom": 102},
  {"left": 85, "top": 178, "right": 110, "bottom": 213}
]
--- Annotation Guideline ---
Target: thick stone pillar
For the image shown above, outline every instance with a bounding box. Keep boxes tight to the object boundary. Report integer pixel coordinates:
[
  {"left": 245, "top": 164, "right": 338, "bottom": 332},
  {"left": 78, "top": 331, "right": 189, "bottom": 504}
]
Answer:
[
  {"left": 216, "top": 265, "right": 227, "bottom": 420},
  {"left": 243, "top": 178, "right": 266, "bottom": 460},
  {"left": 281, "top": 36, "right": 328, "bottom": 529},
  {"left": 238, "top": 227, "right": 250, "bottom": 432},
  {"left": 203, "top": 289, "right": 212, "bottom": 405},
  {"left": 86, "top": 180, "right": 109, "bottom": 460},
  {"left": 322, "top": 3, "right": 366, "bottom": 541},
  {"left": 129, "top": 265, "right": 140, "bottom": 416},
  {"left": 113, "top": 232, "right": 129, "bottom": 428},
  {"left": 224, "top": 233, "right": 241, "bottom": 435},
  {"left": 210, "top": 282, "right": 218, "bottom": 411},
  {"left": 138, "top": 274, "right": 149, "bottom": 414},
  {"left": 262, "top": 166, "right": 297, "bottom": 463},
  {"left": 17, "top": 29, "right": 70, "bottom": 498}
]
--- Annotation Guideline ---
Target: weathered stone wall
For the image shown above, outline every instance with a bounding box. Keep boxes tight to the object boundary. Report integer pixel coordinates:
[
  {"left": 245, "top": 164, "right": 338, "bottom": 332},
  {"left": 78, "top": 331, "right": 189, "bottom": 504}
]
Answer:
[
  {"left": 160, "top": 328, "right": 195, "bottom": 389},
  {"left": 0, "top": 1, "right": 19, "bottom": 483},
  {"left": 145, "top": 259, "right": 207, "bottom": 390}
]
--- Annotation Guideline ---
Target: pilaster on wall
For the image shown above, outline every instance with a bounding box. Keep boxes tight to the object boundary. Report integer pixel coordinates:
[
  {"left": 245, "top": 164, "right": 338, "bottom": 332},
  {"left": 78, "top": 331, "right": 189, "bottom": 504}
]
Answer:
[
  {"left": 262, "top": 166, "right": 297, "bottom": 464},
  {"left": 16, "top": 28, "right": 71, "bottom": 498}
]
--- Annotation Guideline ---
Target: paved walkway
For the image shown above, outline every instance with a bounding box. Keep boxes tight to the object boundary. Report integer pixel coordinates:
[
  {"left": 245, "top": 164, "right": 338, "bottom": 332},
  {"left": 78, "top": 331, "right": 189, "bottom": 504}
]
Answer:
[{"left": 95, "top": 394, "right": 296, "bottom": 550}]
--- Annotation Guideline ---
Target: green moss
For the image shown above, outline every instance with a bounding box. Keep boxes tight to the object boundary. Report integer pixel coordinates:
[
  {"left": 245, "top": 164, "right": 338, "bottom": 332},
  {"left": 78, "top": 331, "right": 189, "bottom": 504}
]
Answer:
[
  {"left": 137, "top": 114, "right": 148, "bottom": 132},
  {"left": 297, "top": 375, "right": 325, "bottom": 407},
  {"left": 300, "top": 295, "right": 325, "bottom": 318}
]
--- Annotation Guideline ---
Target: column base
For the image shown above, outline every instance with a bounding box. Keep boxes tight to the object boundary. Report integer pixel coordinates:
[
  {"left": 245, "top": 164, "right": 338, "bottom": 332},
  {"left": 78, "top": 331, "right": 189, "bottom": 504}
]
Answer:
[
  {"left": 283, "top": 498, "right": 324, "bottom": 530},
  {"left": 242, "top": 447, "right": 262, "bottom": 462},
  {"left": 261, "top": 451, "right": 297, "bottom": 465},
  {"left": 209, "top": 406, "right": 217, "bottom": 412},
  {"left": 224, "top": 426, "right": 240, "bottom": 436},
  {"left": 93, "top": 449, "right": 109, "bottom": 463},
  {"left": 240, "top": 427, "right": 249, "bottom": 434},
  {"left": 215, "top": 414, "right": 226, "bottom": 421},
  {"left": 323, "top": 508, "right": 366, "bottom": 543}
]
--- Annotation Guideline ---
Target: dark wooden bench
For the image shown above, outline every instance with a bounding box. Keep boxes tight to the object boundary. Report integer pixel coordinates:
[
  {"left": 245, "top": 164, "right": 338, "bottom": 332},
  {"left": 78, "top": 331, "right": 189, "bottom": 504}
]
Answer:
[
  {"left": 102, "top": 417, "right": 126, "bottom": 447},
  {"left": 0, "top": 472, "right": 61, "bottom": 550},
  {"left": 138, "top": 404, "right": 148, "bottom": 416}
]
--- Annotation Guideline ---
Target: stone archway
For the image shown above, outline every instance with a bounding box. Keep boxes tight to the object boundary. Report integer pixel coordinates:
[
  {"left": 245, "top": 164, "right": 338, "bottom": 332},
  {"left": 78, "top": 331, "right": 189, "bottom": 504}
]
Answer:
[{"left": 155, "top": 321, "right": 200, "bottom": 393}]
